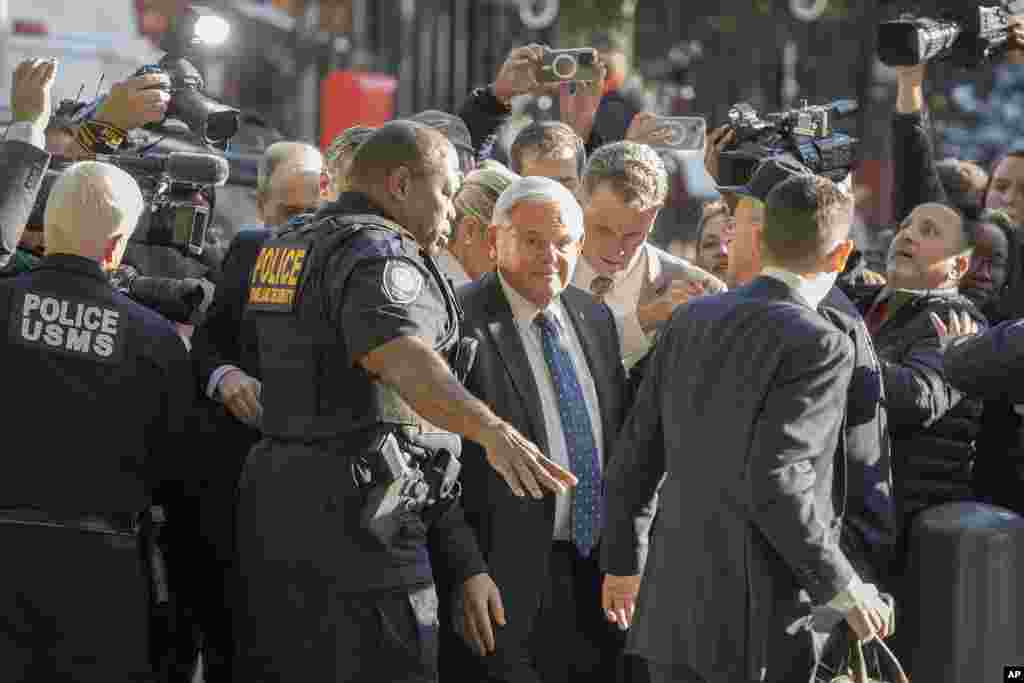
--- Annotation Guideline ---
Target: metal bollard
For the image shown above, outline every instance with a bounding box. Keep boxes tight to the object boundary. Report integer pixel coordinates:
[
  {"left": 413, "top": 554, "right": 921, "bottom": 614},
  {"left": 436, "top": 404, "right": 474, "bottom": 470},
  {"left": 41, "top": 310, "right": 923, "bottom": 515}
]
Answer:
[{"left": 904, "top": 502, "right": 1024, "bottom": 681}]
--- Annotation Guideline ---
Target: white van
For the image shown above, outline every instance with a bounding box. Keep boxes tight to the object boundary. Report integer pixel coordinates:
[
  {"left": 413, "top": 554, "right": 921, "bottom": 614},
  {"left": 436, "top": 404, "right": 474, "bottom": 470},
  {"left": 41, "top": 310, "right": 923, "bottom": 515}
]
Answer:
[{"left": 0, "top": 0, "right": 161, "bottom": 117}]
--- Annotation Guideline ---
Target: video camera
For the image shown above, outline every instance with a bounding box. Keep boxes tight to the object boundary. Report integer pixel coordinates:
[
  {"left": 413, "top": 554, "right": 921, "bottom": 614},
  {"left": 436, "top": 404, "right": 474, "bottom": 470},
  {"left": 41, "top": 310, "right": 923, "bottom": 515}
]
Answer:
[
  {"left": 32, "top": 151, "right": 229, "bottom": 257},
  {"left": 718, "top": 98, "right": 859, "bottom": 188},
  {"left": 25, "top": 151, "right": 229, "bottom": 322},
  {"left": 877, "top": 1, "right": 1024, "bottom": 67}
]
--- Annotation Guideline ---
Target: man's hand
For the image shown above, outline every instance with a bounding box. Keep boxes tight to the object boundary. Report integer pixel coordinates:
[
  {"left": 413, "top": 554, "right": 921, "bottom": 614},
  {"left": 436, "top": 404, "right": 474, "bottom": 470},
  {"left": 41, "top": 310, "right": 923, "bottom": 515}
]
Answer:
[
  {"left": 894, "top": 64, "right": 926, "bottom": 114},
  {"left": 930, "top": 309, "right": 979, "bottom": 349},
  {"left": 704, "top": 125, "right": 736, "bottom": 183},
  {"left": 481, "top": 423, "right": 576, "bottom": 498},
  {"left": 638, "top": 280, "right": 707, "bottom": 333},
  {"left": 11, "top": 58, "right": 57, "bottom": 129},
  {"left": 625, "top": 112, "right": 676, "bottom": 147},
  {"left": 94, "top": 72, "right": 171, "bottom": 131},
  {"left": 845, "top": 601, "right": 892, "bottom": 642},
  {"left": 492, "top": 44, "right": 545, "bottom": 104},
  {"left": 456, "top": 573, "right": 506, "bottom": 656},
  {"left": 861, "top": 269, "right": 886, "bottom": 287},
  {"left": 602, "top": 574, "right": 641, "bottom": 630},
  {"left": 559, "top": 69, "right": 604, "bottom": 143},
  {"left": 219, "top": 369, "right": 263, "bottom": 427}
]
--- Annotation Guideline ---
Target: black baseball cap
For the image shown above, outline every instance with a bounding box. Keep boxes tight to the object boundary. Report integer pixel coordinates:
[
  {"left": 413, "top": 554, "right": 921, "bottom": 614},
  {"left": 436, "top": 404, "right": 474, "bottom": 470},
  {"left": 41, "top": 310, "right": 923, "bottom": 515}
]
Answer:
[
  {"left": 408, "top": 110, "right": 473, "bottom": 155},
  {"left": 718, "top": 154, "right": 813, "bottom": 202}
]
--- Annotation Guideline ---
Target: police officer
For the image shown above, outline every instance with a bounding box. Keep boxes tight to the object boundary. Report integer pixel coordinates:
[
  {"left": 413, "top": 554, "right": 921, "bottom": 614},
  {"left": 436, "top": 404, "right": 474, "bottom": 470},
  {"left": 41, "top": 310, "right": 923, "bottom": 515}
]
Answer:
[
  {"left": 0, "top": 161, "right": 194, "bottom": 682},
  {"left": 233, "top": 120, "right": 577, "bottom": 682}
]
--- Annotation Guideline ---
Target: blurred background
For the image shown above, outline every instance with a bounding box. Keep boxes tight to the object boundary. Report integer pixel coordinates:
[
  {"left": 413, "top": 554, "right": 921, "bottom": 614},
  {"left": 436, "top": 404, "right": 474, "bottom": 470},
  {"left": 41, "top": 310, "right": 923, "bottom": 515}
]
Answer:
[{"left": 0, "top": 0, "right": 1017, "bottom": 246}]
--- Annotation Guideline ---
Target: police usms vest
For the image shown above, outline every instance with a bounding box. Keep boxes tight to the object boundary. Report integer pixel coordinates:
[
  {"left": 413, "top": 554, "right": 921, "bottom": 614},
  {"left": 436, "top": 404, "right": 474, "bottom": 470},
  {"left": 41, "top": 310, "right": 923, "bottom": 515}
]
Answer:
[{"left": 12, "top": 292, "right": 122, "bottom": 361}]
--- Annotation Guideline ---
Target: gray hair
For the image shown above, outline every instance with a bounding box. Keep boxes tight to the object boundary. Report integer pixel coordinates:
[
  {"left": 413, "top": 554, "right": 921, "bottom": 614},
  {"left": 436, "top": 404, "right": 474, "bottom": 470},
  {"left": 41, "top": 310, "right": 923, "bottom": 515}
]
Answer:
[
  {"left": 257, "top": 141, "right": 323, "bottom": 195},
  {"left": 44, "top": 161, "right": 144, "bottom": 256},
  {"left": 492, "top": 175, "right": 584, "bottom": 240},
  {"left": 453, "top": 160, "right": 520, "bottom": 238},
  {"left": 582, "top": 141, "right": 668, "bottom": 210}
]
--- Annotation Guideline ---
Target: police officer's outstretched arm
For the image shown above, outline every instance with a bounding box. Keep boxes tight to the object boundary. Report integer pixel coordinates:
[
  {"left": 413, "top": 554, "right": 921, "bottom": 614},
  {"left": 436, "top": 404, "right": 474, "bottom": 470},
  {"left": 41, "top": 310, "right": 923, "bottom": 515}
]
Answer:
[{"left": 361, "top": 336, "right": 576, "bottom": 498}]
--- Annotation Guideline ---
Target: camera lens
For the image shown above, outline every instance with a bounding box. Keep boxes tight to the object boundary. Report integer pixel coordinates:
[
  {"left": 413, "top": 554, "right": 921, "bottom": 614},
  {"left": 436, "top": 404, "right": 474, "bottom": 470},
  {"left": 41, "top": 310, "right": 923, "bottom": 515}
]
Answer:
[{"left": 551, "top": 54, "right": 578, "bottom": 80}]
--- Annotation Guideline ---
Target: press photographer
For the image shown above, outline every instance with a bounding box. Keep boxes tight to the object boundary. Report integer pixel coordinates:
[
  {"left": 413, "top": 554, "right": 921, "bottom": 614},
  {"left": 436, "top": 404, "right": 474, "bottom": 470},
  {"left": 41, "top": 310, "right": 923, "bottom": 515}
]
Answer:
[
  {"left": 27, "top": 149, "right": 229, "bottom": 325},
  {"left": 0, "top": 58, "right": 57, "bottom": 273}
]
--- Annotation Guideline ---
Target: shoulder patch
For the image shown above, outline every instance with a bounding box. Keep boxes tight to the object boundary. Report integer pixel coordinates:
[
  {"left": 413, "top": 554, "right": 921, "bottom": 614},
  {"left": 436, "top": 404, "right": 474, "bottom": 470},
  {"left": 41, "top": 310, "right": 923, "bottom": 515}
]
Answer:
[
  {"left": 247, "top": 238, "right": 310, "bottom": 313},
  {"left": 382, "top": 259, "right": 424, "bottom": 305},
  {"left": 9, "top": 290, "right": 125, "bottom": 364}
]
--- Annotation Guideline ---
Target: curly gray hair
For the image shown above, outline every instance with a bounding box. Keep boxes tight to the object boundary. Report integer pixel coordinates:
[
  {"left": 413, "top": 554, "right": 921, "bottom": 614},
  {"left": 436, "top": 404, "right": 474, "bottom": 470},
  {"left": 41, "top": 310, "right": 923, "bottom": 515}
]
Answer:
[{"left": 582, "top": 141, "right": 668, "bottom": 211}]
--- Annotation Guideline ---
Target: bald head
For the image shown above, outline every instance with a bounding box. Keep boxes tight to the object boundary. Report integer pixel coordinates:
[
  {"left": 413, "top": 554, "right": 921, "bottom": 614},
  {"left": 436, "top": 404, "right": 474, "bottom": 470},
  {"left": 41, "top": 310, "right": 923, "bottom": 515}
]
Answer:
[
  {"left": 44, "top": 161, "right": 145, "bottom": 269},
  {"left": 348, "top": 121, "right": 451, "bottom": 190},
  {"left": 257, "top": 141, "right": 323, "bottom": 227}
]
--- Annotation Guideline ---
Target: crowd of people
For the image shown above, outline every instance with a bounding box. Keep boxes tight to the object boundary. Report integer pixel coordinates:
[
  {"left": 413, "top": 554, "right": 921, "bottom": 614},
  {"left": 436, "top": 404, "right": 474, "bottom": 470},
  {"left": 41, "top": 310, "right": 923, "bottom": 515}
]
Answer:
[{"left": 2, "top": 20, "right": 1024, "bottom": 683}]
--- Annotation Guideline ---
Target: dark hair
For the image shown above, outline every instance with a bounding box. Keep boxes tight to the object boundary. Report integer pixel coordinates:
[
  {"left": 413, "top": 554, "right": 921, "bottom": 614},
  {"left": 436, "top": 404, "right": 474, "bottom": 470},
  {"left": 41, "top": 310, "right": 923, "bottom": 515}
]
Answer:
[
  {"left": 348, "top": 121, "right": 449, "bottom": 187},
  {"left": 509, "top": 121, "right": 586, "bottom": 178},
  {"left": 983, "top": 149, "right": 1024, "bottom": 214},
  {"left": 763, "top": 175, "right": 852, "bottom": 269},
  {"left": 936, "top": 158, "right": 988, "bottom": 214}
]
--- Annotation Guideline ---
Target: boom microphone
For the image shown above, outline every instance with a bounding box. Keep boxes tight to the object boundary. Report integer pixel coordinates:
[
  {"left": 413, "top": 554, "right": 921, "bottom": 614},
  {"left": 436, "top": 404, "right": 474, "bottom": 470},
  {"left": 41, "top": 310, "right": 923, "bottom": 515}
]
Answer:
[{"left": 106, "top": 152, "right": 230, "bottom": 187}]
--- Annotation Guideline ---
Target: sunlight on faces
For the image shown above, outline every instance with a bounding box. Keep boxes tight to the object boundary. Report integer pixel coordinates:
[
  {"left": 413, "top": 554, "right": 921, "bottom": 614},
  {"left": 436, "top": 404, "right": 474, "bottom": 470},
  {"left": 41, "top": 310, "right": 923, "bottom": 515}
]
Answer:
[
  {"left": 987, "top": 155, "right": 1024, "bottom": 226},
  {"left": 401, "top": 143, "right": 462, "bottom": 256},
  {"left": 492, "top": 200, "right": 584, "bottom": 309},
  {"left": 696, "top": 214, "right": 736, "bottom": 281},
  {"left": 727, "top": 197, "right": 765, "bottom": 287},
  {"left": 259, "top": 165, "right": 322, "bottom": 228},
  {"left": 581, "top": 182, "right": 657, "bottom": 277},
  {"left": 886, "top": 203, "right": 970, "bottom": 290},
  {"left": 961, "top": 221, "right": 1009, "bottom": 306},
  {"left": 519, "top": 148, "right": 581, "bottom": 196}
]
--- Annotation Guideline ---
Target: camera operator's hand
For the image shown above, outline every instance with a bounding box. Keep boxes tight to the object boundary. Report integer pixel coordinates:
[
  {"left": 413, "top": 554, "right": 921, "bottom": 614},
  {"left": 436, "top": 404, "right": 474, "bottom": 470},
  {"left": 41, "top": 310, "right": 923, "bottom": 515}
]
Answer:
[
  {"left": 1005, "top": 15, "right": 1024, "bottom": 64},
  {"left": 11, "top": 58, "right": 57, "bottom": 129},
  {"left": 492, "top": 44, "right": 546, "bottom": 105},
  {"left": 218, "top": 369, "right": 263, "bottom": 427},
  {"left": 625, "top": 112, "right": 675, "bottom": 147},
  {"left": 559, "top": 58, "right": 605, "bottom": 144},
  {"left": 704, "top": 125, "right": 735, "bottom": 183},
  {"left": 895, "top": 65, "right": 926, "bottom": 114},
  {"left": 94, "top": 72, "right": 171, "bottom": 131}
]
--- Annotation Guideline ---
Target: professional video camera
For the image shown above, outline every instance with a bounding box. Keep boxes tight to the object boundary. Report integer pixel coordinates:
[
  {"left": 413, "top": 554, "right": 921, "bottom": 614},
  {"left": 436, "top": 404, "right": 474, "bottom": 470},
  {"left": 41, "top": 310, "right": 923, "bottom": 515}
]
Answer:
[
  {"left": 26, "top": 151, "right": 229, "bottom": 322},
  {"left": 877, "top": 0, "right": 1024, "bottom": 67},
  {"left": 718, "top": 98, "right": 859, "bottom": 188}
]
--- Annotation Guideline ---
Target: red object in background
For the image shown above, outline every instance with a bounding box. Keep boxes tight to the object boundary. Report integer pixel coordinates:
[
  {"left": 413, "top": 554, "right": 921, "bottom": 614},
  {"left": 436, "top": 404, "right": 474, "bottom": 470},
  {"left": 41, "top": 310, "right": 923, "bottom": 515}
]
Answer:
[
  {"left": 320, "top": 70, "right": 397, "bottom": 150},
  {"left": 855, "top": 158, "right": 894, "bottom": 228}
]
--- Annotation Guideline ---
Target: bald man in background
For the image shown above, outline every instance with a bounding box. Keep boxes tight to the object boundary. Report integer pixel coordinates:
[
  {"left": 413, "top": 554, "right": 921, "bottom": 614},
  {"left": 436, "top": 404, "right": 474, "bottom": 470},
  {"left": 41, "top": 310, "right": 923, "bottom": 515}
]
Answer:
[{"left": 187, "top": 140, "right": 324, "bottom": 681}]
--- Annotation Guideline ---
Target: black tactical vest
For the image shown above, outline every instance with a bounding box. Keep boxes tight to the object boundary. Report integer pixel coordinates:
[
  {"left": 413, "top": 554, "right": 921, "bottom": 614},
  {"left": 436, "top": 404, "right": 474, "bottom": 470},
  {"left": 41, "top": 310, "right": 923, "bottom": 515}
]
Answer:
[{"left": 246, "top": 210, "right": 461, "bottom": 442}]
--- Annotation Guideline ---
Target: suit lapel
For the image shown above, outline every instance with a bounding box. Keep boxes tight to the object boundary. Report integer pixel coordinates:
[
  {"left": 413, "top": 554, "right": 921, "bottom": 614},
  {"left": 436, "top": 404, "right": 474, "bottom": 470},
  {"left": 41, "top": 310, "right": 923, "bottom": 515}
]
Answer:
[
  {"left": 562, "top": 288, "right": 613, "bottom": 461},
  {"left": 481, "top": 273, "right": 550, "bottom": 455}
]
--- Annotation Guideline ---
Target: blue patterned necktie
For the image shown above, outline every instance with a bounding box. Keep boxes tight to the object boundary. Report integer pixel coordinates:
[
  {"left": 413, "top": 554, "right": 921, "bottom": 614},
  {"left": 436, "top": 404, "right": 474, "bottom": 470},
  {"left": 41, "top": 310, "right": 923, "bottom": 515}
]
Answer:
[{"left": 534, "top": 311, "right": 602, "bottom": 557}]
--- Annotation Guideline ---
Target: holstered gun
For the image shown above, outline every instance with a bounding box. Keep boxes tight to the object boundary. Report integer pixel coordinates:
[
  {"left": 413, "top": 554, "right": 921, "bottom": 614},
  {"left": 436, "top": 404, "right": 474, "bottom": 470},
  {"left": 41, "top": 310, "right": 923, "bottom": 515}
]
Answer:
[{"left": 354, "top": 429, "right": 463, "bottom": 549}]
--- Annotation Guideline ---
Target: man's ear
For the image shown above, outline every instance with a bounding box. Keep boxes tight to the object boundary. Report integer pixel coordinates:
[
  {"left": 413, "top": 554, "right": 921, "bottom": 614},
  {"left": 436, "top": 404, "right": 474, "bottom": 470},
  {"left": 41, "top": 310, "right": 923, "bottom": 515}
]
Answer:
[
  {"left": 952, "top": 252, "right": 971, "bottom": 280},
  {"left": 487, "top": 223, "right": 500, "bottom": 262},
  {"left": 102, "top": 234, "right": 124, "bottom": 269},
  {"left": 255, "top": 190, "right": 268, "bottom": 223},
  {"left": 386, "top": 166, "right": 412, "bottom": 201},
  {"left": 828, "top": 239, "right": 856, "bottom": 274}
]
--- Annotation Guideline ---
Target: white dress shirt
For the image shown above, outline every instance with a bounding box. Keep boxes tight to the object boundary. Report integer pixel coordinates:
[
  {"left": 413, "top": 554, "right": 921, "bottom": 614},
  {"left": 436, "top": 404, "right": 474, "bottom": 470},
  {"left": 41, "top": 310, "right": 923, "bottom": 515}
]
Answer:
[
  {"left": 572, "top": 243, "right": 653, "bottom": 367},
  {"left": 498, "top": 271, "right": 603, "bottom": 541}
]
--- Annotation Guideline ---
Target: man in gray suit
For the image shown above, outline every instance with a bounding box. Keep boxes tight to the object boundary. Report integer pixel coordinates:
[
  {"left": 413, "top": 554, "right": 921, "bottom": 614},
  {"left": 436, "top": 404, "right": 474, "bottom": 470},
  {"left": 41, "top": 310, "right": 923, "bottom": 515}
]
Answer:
[
  {"left": 601, "top": 174, "right": 892, "bottom": 683},
  {"left": 0, "top": 58, "right": 57, "bottom": 272},
  {"left": 446, "top": 176, "right": 632, "bottom": 682},
  {"left": 571, "top": 141, "right": 725, "bottom": 368}
]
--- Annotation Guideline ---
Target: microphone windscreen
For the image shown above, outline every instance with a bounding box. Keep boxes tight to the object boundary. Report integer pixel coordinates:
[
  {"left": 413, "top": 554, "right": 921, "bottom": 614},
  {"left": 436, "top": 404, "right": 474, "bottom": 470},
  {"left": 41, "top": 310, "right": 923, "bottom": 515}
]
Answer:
[{"left": 165, "top": 152, "right": 230, "bottom": 186}]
